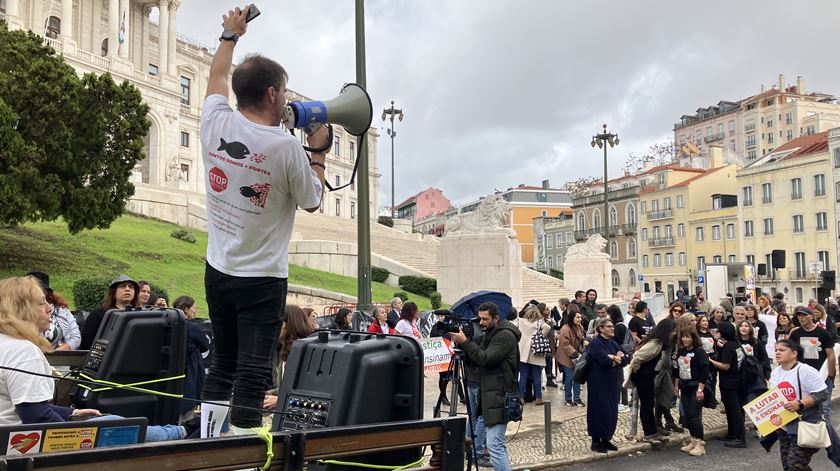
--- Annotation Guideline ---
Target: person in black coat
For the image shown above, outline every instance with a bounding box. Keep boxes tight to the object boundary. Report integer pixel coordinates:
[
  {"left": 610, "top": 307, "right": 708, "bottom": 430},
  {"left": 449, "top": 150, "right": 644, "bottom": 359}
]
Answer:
[
  {"left": 173, "top": 296, "right": 210, "bottom": 421},
  {"left": 586, "top": 317, "right": 630, "bottom": 453}
]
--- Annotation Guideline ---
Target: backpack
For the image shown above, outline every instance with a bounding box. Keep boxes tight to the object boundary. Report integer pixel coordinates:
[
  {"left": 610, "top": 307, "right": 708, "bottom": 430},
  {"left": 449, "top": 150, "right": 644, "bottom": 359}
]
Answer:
[
  {"left": 739, "top": 345, "right": 767, "bottom": 393},
  {"left": 618, "top": 321, "right": 636, "bottom": 354}
]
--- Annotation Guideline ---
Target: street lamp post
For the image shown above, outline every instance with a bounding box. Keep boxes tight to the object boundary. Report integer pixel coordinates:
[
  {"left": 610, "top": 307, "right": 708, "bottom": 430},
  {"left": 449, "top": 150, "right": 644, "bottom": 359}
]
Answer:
[
  {"left": 591, "top": 124, "right": 619, "bottom": 249},
  {"left": 354, "top": 0, "right": 372, "bottom": 310},
  {"left": 381, "top": 101, "right": 404, "bottom": 219}
]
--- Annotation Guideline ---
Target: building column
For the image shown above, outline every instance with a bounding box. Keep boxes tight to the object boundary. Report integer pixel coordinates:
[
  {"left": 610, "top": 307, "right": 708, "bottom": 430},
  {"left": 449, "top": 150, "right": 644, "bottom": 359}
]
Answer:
[
  {"left": 167, "top": 0, "right": 180, "bottom": 75},
  {"left": 108, "top": 0, "right": 119, "bottom": 58},
  {"left": 139, "top": 4, "right": 151, "bottom": 73},
  {"left": 5, "top": 0, "right": 22, "bottom": 29},
  {"left": 117, "top": 0, "right": 130, "bottom": 59},
  {"left": 158, "top": 0, "right": 170, "bottom": 75},
  {"left": 61, "top": 0, "right": 73, "bottom": 40}
]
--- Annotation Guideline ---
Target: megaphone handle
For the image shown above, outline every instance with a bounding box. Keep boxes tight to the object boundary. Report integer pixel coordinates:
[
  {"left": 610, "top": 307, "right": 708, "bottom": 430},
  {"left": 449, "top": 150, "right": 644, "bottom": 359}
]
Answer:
[
  {"left": 301, "top": 124, "right": 334, "bottom": 154},
  {"left": 303, "top": 122, "right": 322, "bottom": 136}
]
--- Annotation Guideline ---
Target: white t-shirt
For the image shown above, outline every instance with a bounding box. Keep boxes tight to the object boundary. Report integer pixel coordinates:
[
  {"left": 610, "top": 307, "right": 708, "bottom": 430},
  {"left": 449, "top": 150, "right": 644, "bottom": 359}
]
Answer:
[
  {"left": 0, "top": 334, "right": 55, "bottom": 425},
  {"left": 200, "top": 95, "right": 322, "bottom": 278},
  {"left": 769, "top": 362, "right": 827, "bottom": 433},
  {"left": 395, "top": 319, "right": 420, "bottom": 339}
]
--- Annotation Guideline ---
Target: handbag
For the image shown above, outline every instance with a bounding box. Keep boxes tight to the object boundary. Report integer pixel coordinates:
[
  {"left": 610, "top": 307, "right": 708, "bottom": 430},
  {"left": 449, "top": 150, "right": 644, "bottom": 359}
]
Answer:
[
  {"left": 795, "top": 365, "right": 831, "bottom": 449},
  {"left": 530, "top": 321, "right": 552, "bottom": 356},
  {"left": 573, "top": 349, "right": 591, "bottom": 384}
]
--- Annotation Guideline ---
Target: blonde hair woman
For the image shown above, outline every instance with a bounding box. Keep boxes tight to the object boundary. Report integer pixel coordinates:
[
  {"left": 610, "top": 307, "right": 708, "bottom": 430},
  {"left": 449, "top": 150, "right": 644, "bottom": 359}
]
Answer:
[{"left": 513, "top": 305, "right": 550, "bottom": 405}]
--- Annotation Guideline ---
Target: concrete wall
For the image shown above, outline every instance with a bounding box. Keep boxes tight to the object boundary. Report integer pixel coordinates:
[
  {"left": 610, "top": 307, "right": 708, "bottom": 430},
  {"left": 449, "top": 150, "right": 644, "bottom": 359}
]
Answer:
[
  {"left": 286, "top": 284, "right": 357, "bottom": 314},
  {"left": 287, "top": 240, "right": 433, "bottom": 281}
]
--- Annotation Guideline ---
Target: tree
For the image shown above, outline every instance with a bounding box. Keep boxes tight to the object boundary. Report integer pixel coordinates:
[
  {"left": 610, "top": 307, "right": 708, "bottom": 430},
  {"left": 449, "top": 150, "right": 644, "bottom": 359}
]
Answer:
[
  {"left": 621, "top": 138, "right": 687, "bottom": 174},
  {"left": 0, "top": 21, "right": 150, "bottom": 233},
  {"left": 562, "top": 176, "right": 602, "bottom": 196}
]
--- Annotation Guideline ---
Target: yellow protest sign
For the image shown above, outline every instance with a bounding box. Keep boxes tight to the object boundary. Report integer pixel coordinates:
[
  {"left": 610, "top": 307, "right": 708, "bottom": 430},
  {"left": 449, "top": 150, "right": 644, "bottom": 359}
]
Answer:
[
  {"left": 42, "top": 427, "right": 98, "bottom": 453},
  {"left": 743, "top": 387, "right": 799, "bottom": 436}
]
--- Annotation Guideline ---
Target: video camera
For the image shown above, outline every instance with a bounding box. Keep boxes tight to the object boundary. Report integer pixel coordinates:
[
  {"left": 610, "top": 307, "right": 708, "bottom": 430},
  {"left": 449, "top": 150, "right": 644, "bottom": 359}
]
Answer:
[{"left": 433, "top": 309, "right": 475, "bottom": 339}]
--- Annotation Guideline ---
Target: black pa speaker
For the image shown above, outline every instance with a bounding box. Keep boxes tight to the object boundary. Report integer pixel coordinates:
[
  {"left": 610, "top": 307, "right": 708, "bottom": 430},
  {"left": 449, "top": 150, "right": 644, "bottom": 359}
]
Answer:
[
  {"left": 273, "top": 331, "right": 424, "bottom": 470},
  {"left": 821, "top": 270, "right": 836, "bottom": 289},
  {"left": 72, "top": 308, "right": 186, "bottom": 426},
  {"left": 757, "top": 263, "right": 767, "bottom": 276},
  {"left": 772, "top": 250, "right": 786, "bottom": 269}
]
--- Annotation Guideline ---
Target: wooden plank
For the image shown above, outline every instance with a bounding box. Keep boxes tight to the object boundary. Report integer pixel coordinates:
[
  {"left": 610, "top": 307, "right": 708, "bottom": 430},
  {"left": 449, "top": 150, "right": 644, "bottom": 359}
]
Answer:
[{"left": 304, "top": 426, "right": 442, "bottom": 460}]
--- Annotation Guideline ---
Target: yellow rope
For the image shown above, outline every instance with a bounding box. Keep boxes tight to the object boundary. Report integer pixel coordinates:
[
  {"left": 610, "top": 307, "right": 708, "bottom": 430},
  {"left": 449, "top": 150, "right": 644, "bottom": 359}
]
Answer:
[
  {"left": 78, "top": 373, "right": 185, "bottom": 398},
  {"left": 253, "top": 425, "right": 274, "bottom": 471},
  {"left": 316, "top": 457, "right": 424, "bottom": 470}
]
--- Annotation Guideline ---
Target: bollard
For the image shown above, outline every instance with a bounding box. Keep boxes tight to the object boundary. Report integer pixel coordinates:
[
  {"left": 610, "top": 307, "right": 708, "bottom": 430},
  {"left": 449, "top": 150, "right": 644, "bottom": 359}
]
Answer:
[{"left": 544, "top": 400, "right": 552, "bottom": 454}]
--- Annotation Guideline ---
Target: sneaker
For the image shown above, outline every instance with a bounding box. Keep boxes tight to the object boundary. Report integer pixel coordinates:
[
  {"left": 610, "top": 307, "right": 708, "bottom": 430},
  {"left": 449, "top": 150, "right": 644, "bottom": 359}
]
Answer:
[
  {"left": 724, "top": 439, "right": 747, "bottom": 448},
  {"left": 535, "top": 398, "right": 545, "bottom": 406},
  {"left": 590, "top": 441, "right": 608, "bottom": 453},
  {"left": 575, "top": 399, "right": 586, "bottom": 407},
  {"left": 181, "top": 415, "right": 201, "bottom": 439},
  {"left": 603, "top": 441, "right": 618, "bottom": 452},
  {"left": 641, "top": 434, "right": 663, "bottom": 446},
  {"left": 476, "top": 456, "right": 493, "bottom": 468},
  {"left": 546, "top": 381, "right": 559, "bottom": 388},
  {"left": 618, "top": 404, "right": 630, "bottom": 413},
  {"left": 565, "top": 400, "right": 575, "bottom": 407}
]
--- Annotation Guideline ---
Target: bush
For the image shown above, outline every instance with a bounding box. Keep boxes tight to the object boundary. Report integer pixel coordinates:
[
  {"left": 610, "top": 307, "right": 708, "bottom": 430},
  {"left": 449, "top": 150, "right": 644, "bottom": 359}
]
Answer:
[
  {"left": 430, "top": 291, "right": 442, "bottom": 309},
  {"left": 393, "top": 291, "right": 409, "bottom": 302},
  {"left": 548, "top": 269, "right": 564, "bottom": 280},
  {"left": 72, "top": 276, "right": 170, "bottom": 311},
  {"left": 371, "top": 266, "right": 390, "bottom": 283},
  {"left": 398, "top": 275, "right": 437, "bottom": 297},
  {"left": 377, "top": 216, "right": 394, "bottom": 228},
  {"left": 170, "top": 228, "right": 197, "bottom": 243}
]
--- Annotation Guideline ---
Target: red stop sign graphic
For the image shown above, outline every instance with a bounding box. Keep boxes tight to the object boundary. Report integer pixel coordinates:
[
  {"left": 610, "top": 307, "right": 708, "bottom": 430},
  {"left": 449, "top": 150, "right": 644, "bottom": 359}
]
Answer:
[{"left": 209, "top": 167, "right": 228, "bottom": 192}]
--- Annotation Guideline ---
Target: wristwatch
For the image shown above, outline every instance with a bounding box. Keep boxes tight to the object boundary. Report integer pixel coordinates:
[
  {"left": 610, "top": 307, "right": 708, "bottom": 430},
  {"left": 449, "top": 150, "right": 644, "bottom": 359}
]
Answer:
[
  {"left": 797, "top": 400, "right": 804, "bottom": 410},
  {"left": 219, "top": 30, "right": 238, "bottom": 44}
]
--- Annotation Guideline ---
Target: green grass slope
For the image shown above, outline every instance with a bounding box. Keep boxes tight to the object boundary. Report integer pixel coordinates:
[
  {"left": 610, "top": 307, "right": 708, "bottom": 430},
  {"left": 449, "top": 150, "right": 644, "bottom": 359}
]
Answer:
[{"left": 0, "top": 214, "right": 435, "bottom": 315}]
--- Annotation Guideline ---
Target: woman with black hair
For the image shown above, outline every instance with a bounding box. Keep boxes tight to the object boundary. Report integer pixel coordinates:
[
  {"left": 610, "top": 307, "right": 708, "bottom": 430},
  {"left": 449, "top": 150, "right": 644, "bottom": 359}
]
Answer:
[
  {"left": 607, "top": 304, "right": 629, "bottom": 409},
  {"left": 735, "top": 319, "right": 771, "bottom": 403},
  {"left": 626, "top": 318, "right": 676, "bottom": 445},
  {"left": 709, "top": 321, "right": 746, "bottom": 448},
  {"left": 80, "top": 275, "right": 140, "bottom": 350},
  {"left": 673, "top": 329, "right": 709, "bottom": 456},
  {"left": 330, "top": 308, "right": 353, "bottom": 331}
]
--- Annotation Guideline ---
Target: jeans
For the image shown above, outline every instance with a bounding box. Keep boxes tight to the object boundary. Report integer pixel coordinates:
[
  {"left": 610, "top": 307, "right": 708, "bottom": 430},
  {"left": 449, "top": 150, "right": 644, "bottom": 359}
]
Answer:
[
  {"left": 561, "top": 365, "right": 580, "bottom": 401},
  {"left": 680, "top": 387, "right": 704, "bottom": 439},
  {"left": 201, "top": 263, "right": 287, "bottom": 428},
  {"left": 467, "top": 384, "right": 486, "bottom": 456},
  {"left": 86, "top": 415, "right": 184, "bottom": 442},
  {"left": 518, "top": 362, "right": 543, "bottom": 399},
  {"left": 485, "top": 423, "right": 512, "bottom": 471},
  {"left": 822, "top": 377, "right": 834, "bottom": 423}
]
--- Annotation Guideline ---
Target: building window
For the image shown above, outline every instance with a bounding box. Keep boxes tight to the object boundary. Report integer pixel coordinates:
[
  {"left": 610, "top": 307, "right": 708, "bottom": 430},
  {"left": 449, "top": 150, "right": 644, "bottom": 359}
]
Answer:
[
  {"left": 180, "top": 76, "right": 191, "bottom": 105},
  {"left": 814, "top": 174, "right": 826, "bottom": 196},
  {"left": 729, "top": 139, "right": 736, "bottom": 151},
  {"left": 335, "top": 175, "right": 340, "bottom": 187},
  {"left": 641, "top": 228, "right": 647, "bottom": 241},
  {"left": 679, "top": 252, "right": 686, "bottom": 266},
  {"left": 334, "top": 135, "right": 341, "bottom": 157},
  {"left": 726, "top": 223, "right": 735, "bottom": 239},
  {"left": 663, "top": 197, "right": 671, "bottom": 210},
  {"left": 665, "top": 252, "right": 674, "bottom": 266},
  {"left": 642, "top": 255, "right": 649, "bottom": 267},
  {"left": 697, "top": 256, "right": 706, "bottom": 272},
  {"left": 609, "top": 206, "right": 617, "bottom": 226},
  {"left": 628, "top": 238, "right": 636, "bottom": 258},
  {"left": 547, "top": 256, "right": 553, "bottom": 268},
  {"left": 546, "top": 234, "right": 553, "bottom": 248},
  {"left": 640, "top": 201, "right": 646, "bottom": 213},
  {"left": 148, "top": 64, "right": 159, "bottom": 76},
  {"left": 744, "top": 220, "right": 754, "bottom": 237},
  {"left": 806, "top": 125, "right": 816, "bottom": 135},
  {"left": 610, "top": 240, "right": 618, "bottom": 258},
  {"left": 748, "top": 150, "right": 757, "bottom": 159},
  {"left": 676, "top": 195, "right": 683, "bottom": 208},
  {"left": 786, "top": 130, "right": 793, "bottom": 141},
  {"left": 555, "top": 234, "right": 562, "bottom": 246},
  {"left": 180, "top": 164, "right": 189, "bottom": 182},
  {"left": 654, "top": 254, "right": 661, "bottom": 267},
  {"left": 335, "top": 198, "right": 341, "bottom": 217},
  {"left": 652, "top": 199, "right": 659, "bottom": 212},
  {"left": 652, "top": 226, "right": 660, "bottom": 240},
  {"left": 793, "top": 215, "right": 804, "bottom": 233},
  {"left": 746, "top": 255, "right": 755, "bottom": 267},
  {"left": 577, "top": 212, "right": 586, "bottom": 231},
  {"left": 819, "top": 250, "right": 830, "bottom": 271},
  {"left": 45, "top": 16, "right": 60, "bottom": 39},
  {"left": 795, "top": 252, "right": 806, "bottom": 278},
  {"left": 711, "top": 225, "right": 721, "bottom": 240},
  {"left": 349, "top": 140, "right": 355, "bottom": 161},
  {"left": 665, "top": 224, "right": 673, "bottom": 239},
  {"left": 537, "top": 192, "right": 547, "bottom": 203},
  {"left": 592, "top": 209, "right": 601, "bottom": 229},
  {"left": 817, "top": 212, "right": 828, "bottom": 231},
  {"left": 626, "top": 203, "right": 636, "bottom": 225},
  {"left": 658, "top": 174, "right": 666, "bottom": 188},
  {"left": 629, "top": 269, "right": 637, "bottom": 287},
  {"left": 742, "top": 186, "right": 753, "bottom": 206},
  {"left": 729, "top": 120, "right": 735, "bottom": 134},
  {"left": 835, "top": 149, "right": 840, "bottom": 168},
  {"left": 611, "top": 269, "right": 620, "bottom": 287},
  {"left": 677, "top": 223, "right": 684, "bottom": 238},
  {"left": 796, "top": 287, "right": 804, "bottom": 304},
  {"left": 696, "top": 226, "right": 704, "bottom": 241},
  {"left": 746, "top": 135, "right": 756, "bottom": 148},
  {"left": 100, "top": 38, "right": 109, "bottom": 56},
  {"left": 785, "top": 112, "right": 793, "bottom": 125},
  {"left": 761, "top": 183, "right": 772, "bottom": 204},
  {"left": 180, "top": 131, "right": 189, "bottom": 147},
  {"left": 350, "top": 201, "right": 355, "bottom": 219},
  {"left": 712, "top": 255, "right": 722, "bottom": 263},
  {"left": 791, "top": 178, "right": 802, "bottom": 200},
  {"left": 728, "top": 254, "right": 736, "bottom": 263},
  {"left": 763, "top": 218, "right": 774, "bottom": 235},
  {"left": 768, "top": 132, "right": 774, "bottom": 144}
]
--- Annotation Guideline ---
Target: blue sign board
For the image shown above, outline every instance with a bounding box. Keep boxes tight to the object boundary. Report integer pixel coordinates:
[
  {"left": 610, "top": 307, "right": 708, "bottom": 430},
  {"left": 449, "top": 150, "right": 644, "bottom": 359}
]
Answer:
[
  {"left": 698, "top": 276, "right": 705, "bottom": 284},
  {"left": 638, "top": 274, "right": 644, "bottom": 282}
]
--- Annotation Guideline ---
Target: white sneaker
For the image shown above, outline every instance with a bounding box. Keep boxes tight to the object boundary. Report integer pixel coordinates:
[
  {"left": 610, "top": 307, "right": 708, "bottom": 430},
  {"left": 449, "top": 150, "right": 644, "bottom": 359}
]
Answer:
[{"left": 618, "top": 404, "right": 630, "bottom": 413}]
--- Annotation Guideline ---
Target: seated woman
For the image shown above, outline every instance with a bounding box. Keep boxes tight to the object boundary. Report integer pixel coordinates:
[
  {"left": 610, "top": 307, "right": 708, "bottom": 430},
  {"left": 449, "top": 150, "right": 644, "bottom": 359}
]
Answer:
[
  {"left": 172, "top": 296, "right": 209, "bottom": 422},
  {"left": 26, "top": 271, "right": 81, "bottom": 350},
  {"left": 265, "top": 305, "right": 317, "bottom": 410},
  {"left": 79, "top": 275, "right": 140, "bottom": 350},
  {"left": 329, "top": 308, "right": 353, "bottom": 330},
  {"left": 0, "top": 277, "right": 185, "bottom": 441}
]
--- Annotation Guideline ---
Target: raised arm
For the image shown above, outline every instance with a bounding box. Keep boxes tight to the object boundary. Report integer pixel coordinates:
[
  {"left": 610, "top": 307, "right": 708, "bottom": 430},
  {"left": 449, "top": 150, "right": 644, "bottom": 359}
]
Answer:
[{"left": 206, "top": 6, "right": 249, "bottom": 99}]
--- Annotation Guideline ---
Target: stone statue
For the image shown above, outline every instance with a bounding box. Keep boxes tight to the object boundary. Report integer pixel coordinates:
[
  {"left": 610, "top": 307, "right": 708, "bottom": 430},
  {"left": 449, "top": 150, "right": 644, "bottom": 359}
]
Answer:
[
  {"left": 565, "top": 233, "right": 609, "bottom": 259},
  {"left": 444, "top": 194, "right": 515, "bottom": 237}
]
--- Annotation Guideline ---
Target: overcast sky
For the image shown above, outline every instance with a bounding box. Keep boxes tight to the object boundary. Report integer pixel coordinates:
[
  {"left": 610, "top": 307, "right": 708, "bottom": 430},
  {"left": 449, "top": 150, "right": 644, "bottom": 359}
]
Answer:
[{"left": 177, "top": 0, "right": 840, "bottom": 208}]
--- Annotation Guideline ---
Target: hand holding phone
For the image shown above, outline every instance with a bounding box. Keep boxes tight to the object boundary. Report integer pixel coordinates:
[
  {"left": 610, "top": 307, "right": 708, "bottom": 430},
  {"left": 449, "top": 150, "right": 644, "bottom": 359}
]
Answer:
[{"left": 245, "top": 4, "right": 261, "bottom": 23}]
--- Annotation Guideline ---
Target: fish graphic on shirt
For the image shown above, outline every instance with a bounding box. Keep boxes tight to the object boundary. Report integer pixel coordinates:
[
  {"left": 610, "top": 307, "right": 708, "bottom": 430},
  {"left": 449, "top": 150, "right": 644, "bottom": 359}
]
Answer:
[
  {"left": 218, "top": 138, "right": 250, "bottom": 159},
  {"left": 240, "top": 183, "right": 270, "bottom": 208},
  {"left": 239, "top": 186, "right": 262, "bottom": 199}
]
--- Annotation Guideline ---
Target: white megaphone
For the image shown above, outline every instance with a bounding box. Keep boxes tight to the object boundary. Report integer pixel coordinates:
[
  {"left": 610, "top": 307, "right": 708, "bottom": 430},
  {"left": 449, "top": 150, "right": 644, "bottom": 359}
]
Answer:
[{"left": 284, "top": 83, "right": 373, "bottom": 137}]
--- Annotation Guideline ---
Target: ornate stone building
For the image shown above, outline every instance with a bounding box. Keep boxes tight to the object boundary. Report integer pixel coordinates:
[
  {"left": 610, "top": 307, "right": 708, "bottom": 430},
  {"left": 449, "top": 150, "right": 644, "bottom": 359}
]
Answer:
[{"left": 1, "top": 0, "right": 379, "bottom": 227}]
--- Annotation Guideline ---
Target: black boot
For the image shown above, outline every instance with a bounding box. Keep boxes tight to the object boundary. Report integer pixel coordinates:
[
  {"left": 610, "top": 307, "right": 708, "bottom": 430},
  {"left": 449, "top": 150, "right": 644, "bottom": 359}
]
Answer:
[
  {"left": 591, "top": 439, "right": 607, "bottom": 453},
  {"left": 664, "top": 412, "right": 685, "bottom": 433}
]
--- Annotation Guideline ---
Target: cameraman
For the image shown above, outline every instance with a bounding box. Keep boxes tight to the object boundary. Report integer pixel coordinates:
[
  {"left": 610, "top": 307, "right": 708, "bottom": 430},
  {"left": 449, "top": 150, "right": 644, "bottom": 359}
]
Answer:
[
  {"left": 430, "top": 311, "right": 465, "bottom": 406},
  {"left": 451, "top": 302, "right": 520, "bottom": 471}
]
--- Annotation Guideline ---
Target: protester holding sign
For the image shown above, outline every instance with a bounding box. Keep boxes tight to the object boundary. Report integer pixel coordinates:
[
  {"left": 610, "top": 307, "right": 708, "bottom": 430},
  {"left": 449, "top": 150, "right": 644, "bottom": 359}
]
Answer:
[{"left": 768, "top": 339, "right": 829, "bottom": 471}]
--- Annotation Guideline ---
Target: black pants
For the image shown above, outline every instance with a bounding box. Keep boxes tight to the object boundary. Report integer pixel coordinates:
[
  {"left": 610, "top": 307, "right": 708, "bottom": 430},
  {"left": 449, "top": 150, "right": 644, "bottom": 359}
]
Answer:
[
  {"left": 438, "top": 371, "right": 465, "bottom": 402},
  {"left": 720, "top": 385, "right": 745, "bottom": 441},
  {"left": 632, "top": 372, "right": 657, "bottom": 436},
  {"left": 201, "top": 263, "right": 287, "bottom": 428},
  {"left": 617, "top": 369, "right": 628, "bottom": 405},
  {"left": 778, "top": 428, "right": 819, "bottom": 471},
  {"left": 680, "top": 387, "right": 704, "bottom": 439}
]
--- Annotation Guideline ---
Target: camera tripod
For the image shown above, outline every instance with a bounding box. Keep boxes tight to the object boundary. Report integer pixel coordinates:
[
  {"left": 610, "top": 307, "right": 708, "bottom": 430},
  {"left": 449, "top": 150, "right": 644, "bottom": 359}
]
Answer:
[{"left": 432, "top": 347, "right": 481, "bottom": 471}]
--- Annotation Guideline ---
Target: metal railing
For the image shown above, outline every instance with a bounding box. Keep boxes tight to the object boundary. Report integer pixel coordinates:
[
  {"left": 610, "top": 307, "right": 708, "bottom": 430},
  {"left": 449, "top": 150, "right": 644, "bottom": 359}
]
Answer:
[
  {"left": 574, "top": 224, "right": 637, "bottom": 240},
  {"left": 704, "top": 132, "right": 725, "bottom": 143},
  {"left": 646, "top": 209, "right": 673, "bottom": 220},
  {"left": 648, "top": 237, "right": 675, "bottom": 248}
]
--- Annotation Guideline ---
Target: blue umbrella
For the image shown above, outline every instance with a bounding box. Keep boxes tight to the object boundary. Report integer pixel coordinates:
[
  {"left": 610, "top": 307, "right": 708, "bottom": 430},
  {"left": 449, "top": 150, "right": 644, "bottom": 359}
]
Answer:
[{"left": 451, "top": 291, "right": 513, "bottom": 320}]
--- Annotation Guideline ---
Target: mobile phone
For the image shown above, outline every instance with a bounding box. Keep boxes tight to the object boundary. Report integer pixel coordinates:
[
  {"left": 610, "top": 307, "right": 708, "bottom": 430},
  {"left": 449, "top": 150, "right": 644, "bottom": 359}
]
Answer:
[{"left": 245, "top": 4, "right": 261, "bottom": 23}]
